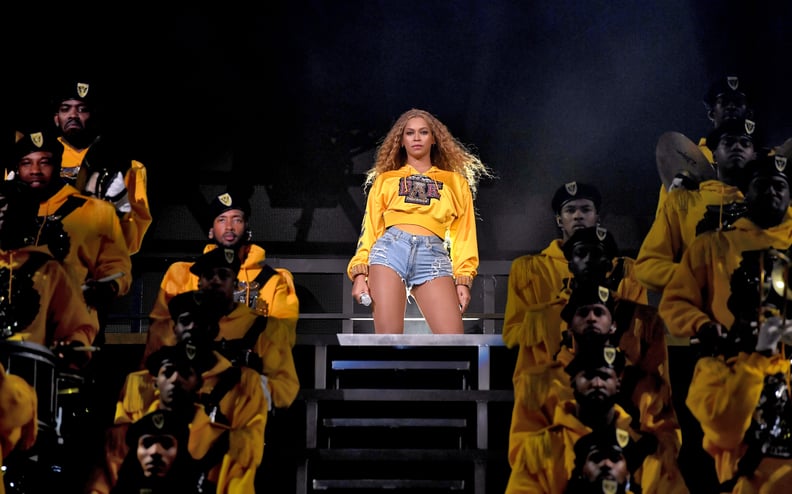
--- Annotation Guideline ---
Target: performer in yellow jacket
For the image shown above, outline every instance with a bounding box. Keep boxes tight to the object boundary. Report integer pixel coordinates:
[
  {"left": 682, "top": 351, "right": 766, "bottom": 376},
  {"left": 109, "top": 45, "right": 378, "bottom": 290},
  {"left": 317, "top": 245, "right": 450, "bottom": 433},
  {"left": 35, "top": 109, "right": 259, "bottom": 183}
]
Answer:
[
  {"left": 685, "top": 266, "right": 792, "bottom": 493},
  {"left": 347, "top": 108, "right": 494, "bottom": 334},
  {"left": 659, "top": 154, "right": 792, "bottom": 341},
  {"left": 636, "top": 118, "right": 760, "bottom": 294},
  {"left": 12, "top": 126, "right": 132, "bottom": 336},
  {"left": 145, "top": 190, "right": 299, "bottom": 362},
  {"left": 51, "top": 78, "right": 151, "bottom": 255},
  {"left": 503, "top": 183, "right": 646, "bottom": 353}
]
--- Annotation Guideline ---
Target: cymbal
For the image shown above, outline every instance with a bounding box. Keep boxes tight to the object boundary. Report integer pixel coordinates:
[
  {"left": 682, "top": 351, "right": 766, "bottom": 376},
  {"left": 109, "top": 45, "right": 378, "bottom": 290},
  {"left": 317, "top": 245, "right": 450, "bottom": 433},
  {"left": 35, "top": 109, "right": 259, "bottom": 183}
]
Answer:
[
  {"left": 773, "top": 137, "right": 792, "bottom": 158},
  {"left": 655, "top": 131, "right": 716, "bottom": 191}
]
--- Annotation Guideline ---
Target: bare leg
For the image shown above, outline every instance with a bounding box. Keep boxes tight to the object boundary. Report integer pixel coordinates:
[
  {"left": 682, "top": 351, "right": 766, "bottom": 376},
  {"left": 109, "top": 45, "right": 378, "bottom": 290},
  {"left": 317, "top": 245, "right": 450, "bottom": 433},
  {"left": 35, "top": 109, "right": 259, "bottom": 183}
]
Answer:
[
  {"left": 411, "top": 276, "right": 464, "bottom": 334},
  {"left": 368, "top": 264, "right": 408, "bottom": 334}
]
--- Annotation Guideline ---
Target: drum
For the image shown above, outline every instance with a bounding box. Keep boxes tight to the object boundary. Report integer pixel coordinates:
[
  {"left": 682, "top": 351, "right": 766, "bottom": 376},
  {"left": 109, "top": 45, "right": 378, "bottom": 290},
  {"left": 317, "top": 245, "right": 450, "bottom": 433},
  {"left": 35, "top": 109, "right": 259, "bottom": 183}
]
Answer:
[{"left": 0, "top": 340, "right": 57, "bottom": 433}]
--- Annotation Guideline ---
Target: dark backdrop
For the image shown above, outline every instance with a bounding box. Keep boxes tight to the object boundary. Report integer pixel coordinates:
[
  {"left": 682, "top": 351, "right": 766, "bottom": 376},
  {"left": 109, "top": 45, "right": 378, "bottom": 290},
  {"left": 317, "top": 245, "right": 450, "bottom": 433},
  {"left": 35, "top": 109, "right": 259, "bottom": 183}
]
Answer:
[{"left": 6, "top": 1, "right": 792, "bottom": 259}]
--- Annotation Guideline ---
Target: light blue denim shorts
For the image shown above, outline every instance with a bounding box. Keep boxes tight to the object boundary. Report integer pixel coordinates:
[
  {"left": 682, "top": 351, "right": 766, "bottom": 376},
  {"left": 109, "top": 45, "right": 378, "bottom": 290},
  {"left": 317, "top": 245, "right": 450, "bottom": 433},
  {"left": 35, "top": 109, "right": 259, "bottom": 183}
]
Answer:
[{"left": 369, "top": 226, "right": 453, "bottom": 289}]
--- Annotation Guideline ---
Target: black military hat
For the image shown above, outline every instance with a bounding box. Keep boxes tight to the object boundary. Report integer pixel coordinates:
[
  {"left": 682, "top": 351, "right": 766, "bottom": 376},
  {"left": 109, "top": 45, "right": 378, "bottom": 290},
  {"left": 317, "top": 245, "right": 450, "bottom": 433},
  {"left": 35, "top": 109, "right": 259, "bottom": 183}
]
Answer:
[
  {"left": 51, "top": 78, "right": 99, "bottom": 109},
  {"left": 706, "top": 118, "right": 762, "bottom": 152},
  {"left": 573, "top": 425, "right": 630, "bottom": 470},
  {"left": 207, "top": 191, "right": 251, "bottom": 228},
  {"left": 742, "top": 154, "right": 791, "bottom": 188},
  {"left": 125, "top": 409, "right": 190, "bottom": 449},
  {"left": 561, "top": 283, "right": 616, "bottom": 324},
  {"left": 167, "top": 290, "right": 204, "bottom": 322},
  {"left": 189, "top": 247, "right": 242, "bottom": 278},
  {"left": 144, "top": 338, "right": 214, "bottom": 377},
  {"left": 11, "top": 127, "right": 64, "bottom": 166},
  {"left": 564, "top": 342, "right": 626, "bottom": 378},
  {"left": 551, "top": 182, "right": 601, "bottom": 213},
  {"left": 561, "top": 226, "right": 619, "bottom": 261},
  {"left": 704, "top": 74, "right": 752, "bottom": 108}
]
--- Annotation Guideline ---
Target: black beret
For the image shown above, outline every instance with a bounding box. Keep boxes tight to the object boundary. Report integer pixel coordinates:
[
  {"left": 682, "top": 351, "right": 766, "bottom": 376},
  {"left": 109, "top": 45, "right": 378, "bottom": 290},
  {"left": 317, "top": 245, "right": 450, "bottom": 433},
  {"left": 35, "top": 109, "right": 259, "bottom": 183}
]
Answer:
[
  {"left": 11, "top": 128, "right": 64, "bottom": 166},
  {"left": 704, "top": 74, "right": 752, "bottom": 107},
  {"left": 144, "top": 338, "right": 214, "bottom": 377},
  {"left": 51, "top": 78, "right": 98, "bottom": 109},
  {"left": 207, "top": 191, "right": 251, "bottom": 229},
  {"left": 564, "top": 343, "right": 626, "bottom": 378},
  {"left": 741, "top": 154, "right": 791, "bottom": 190},
  {"left": 125, "top": 409, "right": 190, "bottom": 449},
  {"left": 573, "top": 426, "right": 630, "bottom": 470},
  {"left": 561, "top": 283, "right": 616, "bottom": 324},
  {"left": 551, "top": 182, "right": 601, "bottom": 213},
  {"left": 189, "top": 247, "right": 242, "bottom": 278},
  {"left": 167, "top": 290, "right": 204, "bottom": 322},
  {"left": 706, "top": 118, "right": 762, "bottom": 152},
  {"left": 562, "top": 226, "right": 619, "bottom": 261}
]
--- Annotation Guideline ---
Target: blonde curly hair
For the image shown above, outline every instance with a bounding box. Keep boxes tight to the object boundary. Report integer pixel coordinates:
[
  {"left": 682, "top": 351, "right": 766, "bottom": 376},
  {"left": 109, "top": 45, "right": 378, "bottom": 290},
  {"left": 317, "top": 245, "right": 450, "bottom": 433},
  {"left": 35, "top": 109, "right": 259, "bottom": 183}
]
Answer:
[{"left": 363, "top": 108, "right": 494, "bottom": 198}]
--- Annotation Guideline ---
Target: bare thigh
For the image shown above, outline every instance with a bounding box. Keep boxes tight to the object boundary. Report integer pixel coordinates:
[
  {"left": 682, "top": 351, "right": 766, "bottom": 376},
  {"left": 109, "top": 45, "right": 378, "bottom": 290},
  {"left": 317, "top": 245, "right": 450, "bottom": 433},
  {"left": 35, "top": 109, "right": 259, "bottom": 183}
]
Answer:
[
  {"left": 411, "top": 276, "right": 463, "bottom": 334},
  {"left": 368, "top": 264, "right": 408, "bottom": 334}
]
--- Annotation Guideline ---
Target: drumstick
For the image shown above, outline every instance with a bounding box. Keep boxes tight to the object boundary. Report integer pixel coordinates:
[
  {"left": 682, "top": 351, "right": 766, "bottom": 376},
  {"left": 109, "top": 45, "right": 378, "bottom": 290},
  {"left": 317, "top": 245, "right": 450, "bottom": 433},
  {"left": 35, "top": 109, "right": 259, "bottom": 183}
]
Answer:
[{"left": 81, "top": 272, "right": 125, "bottom": 291}]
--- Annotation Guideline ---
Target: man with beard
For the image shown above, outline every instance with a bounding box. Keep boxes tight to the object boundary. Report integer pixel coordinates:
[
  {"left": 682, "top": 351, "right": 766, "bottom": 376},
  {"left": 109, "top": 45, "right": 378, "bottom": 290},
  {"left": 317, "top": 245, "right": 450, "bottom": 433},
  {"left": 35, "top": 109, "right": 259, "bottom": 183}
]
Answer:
[
  {"left": 143, "top": 247, "right": 298, "bottom": 412},
  {"left": 51, "top": 78, "right": 151, "bottom": 255},
  {"left": 144, "top": 190, "right": 299, "bottom": 364}
]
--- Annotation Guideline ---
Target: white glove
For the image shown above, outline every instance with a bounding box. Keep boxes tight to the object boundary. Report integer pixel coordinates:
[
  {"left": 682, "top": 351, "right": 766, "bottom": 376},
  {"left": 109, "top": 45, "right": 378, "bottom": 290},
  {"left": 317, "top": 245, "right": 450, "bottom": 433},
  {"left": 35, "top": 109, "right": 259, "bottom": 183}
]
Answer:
[
  {"left": 85, "top": 171, "right": 131, "bottom": 213},
  {"left": 755, "top": 315, "right": 788, "bottom": 353}
]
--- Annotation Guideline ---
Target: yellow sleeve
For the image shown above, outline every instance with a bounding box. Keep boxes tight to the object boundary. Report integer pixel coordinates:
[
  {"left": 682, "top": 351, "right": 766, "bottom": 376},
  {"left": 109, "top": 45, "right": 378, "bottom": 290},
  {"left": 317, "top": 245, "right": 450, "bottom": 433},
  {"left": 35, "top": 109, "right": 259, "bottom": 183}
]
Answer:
[
  {"left": 263, "top": 268, "right": 300, "bottom": 348},
  {"left": 215, "top": 369, "right": 268, "bottom": 493},
  {"left": 42, "top": 261, "right": 99, "bottom": 347},
  {"left": 88, "top": 198, "right": 134, "bottom": 297},
  {"left": 448, "top": 176, "right": 478, "bottom": 280},
  {"left": 120, "top": 161, "right": 152, "bottom": 255},
  {"left": 685, "top": 354, "right": 767, "bottom": 451},
  {"left": 617, "top": 257, "right": 648, "bottom": 304},
  {"left": 502, "top": 255, "right": 565, "bottom": 348},
  {"left": 347, "top": 177, "right": 387, "bottom": 280},
  {"left": 0, "top": 363, "right": 38, "bottom": 456},
  {"left": 256, "top": 331, "right": 300, "bottom": 409},
  {"left": 657, "top": 238, "right": 714, "bottom": 338},
  {"left": 635, "top": 195, "right": 685, "bottom": 293}
]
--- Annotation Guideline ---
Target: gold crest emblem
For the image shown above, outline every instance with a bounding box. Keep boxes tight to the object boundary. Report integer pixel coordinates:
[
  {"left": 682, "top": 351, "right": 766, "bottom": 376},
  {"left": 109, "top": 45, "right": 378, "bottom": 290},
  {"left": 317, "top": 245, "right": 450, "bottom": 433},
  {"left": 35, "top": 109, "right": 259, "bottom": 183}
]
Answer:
[
  {"left": 596, "top": 226, "right": 607, "bottom": 241},
  {"left": 152, "top": 411, "right": 165, "bottom": 430},
  {"left": 616, "top": 427, "right": 630, "bottom": 448},
  {"left": 224, "top": 248, "right": 235, "bottom": 264},
  {"left": 598, "top": 285, "right": 609, "bottom": 303},
  {"left": 218, "top": 193, "right": 233, "bottom": 207},
  {"left": 745, "top": 119, "right": 755, "bottom": 134},
  {"left": 30, "top": 132, "right": 44, "bottom": 148},
  {"left": 601, "top": 479, "right": 618, "bottom": 494},
  {"left": 603, "top": 346, "right": 616, "bottom": 365},
  {"left": 727, "top": 76, "right": 739, "bottom": 91},
  {"left": 776, "top": 156, "right": 787, "bottom": 172},
  {"left": 185, "top": 342, "right": 197, "bottom": 361},
  {"left": 76, "top": 82, "right": 90, "bottom": 99},
  {"left": 565, "top": 181, "right": 578, "bottom": 196}
]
